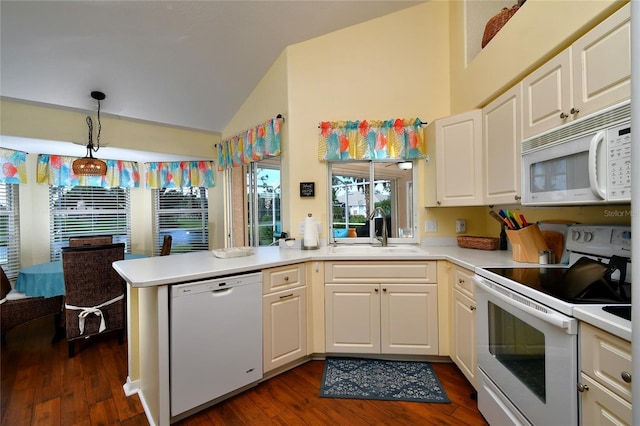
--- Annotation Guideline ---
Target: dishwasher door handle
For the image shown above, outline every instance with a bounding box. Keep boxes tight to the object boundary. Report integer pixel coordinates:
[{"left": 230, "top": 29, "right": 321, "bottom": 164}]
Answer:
[{"left": 211, "top": 287, "right": 232, "bottom": 296}]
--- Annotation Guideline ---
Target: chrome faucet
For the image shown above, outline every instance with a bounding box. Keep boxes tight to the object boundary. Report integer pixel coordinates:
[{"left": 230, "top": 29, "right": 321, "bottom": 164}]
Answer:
[{"left": 368, "top": 207, "right": 388, "bottom": 247}]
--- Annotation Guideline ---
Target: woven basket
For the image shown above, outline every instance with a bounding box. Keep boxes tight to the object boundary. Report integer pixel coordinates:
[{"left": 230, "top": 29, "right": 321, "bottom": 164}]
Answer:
[
  {"left": 482, "top": 4, "right": 520, "bottom": 48},
  {"left": 457, "top": 236, "right": 500, "bottom": 251}
]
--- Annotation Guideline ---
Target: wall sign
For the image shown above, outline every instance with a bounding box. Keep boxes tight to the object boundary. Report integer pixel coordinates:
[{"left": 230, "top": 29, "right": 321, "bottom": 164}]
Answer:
[{"left": 299, "top": 182, "right": 315, "bottom": 198}]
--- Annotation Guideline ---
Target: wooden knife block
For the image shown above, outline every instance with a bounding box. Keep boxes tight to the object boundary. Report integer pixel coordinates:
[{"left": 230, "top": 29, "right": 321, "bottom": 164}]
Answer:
[{"left": 506, "top": 224, "right": 550, "bottom": 263}]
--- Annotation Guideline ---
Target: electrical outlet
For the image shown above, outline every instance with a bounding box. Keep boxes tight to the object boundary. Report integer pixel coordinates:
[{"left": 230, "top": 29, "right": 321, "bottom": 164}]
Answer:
[
  {"left": 298, "top": 222, "right": 305, "bottom": 234},
  {"left": 456, "top": 219, "right": 466, "bottom": 233},
  {"left": 425, "top": 220, "right": 437, "bottom": 233}
]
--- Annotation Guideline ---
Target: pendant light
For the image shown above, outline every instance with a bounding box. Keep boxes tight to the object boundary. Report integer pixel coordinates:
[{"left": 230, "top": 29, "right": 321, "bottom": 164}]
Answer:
[{"left": 72, "top": 91, "right": 107, "bottom": 176}]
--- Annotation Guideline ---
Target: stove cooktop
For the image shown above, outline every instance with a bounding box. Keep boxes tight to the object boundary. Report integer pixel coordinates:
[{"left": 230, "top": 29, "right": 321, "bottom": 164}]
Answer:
[{"left": 484, "top": 267, "right": 631, "bottom": 305}]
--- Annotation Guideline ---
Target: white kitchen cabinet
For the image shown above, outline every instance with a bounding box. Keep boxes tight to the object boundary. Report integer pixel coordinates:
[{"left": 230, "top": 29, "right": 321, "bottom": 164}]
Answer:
[
  {"left": 522, "top": 3, "right": 630, "bottom": 139},
  {"left": 262, "top": 264, "right": 307, "bottom": 373},
  {"left": 450, "top": 265, "right": 477, "bottom": 389},
  {"left": 483, "top": 83, "right": 522, "bottom": 205},
  {"left": 579, "top": 322, "right": 632, "bottom": 425},
  {"left": 425, "top": 110, "right": 483, "bottom": 207},
  {"left": 324, "top": 261, "right": 438, "bottom": 355}
]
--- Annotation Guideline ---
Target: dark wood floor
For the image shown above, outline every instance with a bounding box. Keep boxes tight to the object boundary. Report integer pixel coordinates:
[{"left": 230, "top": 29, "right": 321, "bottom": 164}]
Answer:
[{"left": 2, "top": 317, "right": 488, "bottom": 425}]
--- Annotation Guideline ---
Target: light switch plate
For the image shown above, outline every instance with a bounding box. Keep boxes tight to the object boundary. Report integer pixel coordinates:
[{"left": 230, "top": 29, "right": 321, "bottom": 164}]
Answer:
[
  {"left": 425, "top": 220, "right": 437, "bottom": 233},
  {"left": 456, "top": 219, "right": 466, "bottom": 233}
]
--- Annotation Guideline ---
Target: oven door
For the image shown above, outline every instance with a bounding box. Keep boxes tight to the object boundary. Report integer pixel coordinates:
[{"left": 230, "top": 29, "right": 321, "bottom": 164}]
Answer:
[{"left": 474, "top": 275, "right": 579, "bottom": 426}]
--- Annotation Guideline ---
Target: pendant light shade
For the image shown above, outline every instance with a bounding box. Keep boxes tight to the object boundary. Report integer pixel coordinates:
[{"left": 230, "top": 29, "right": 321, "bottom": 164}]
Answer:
[{"left": 73, "top": 91, "right": 107, "bottom": 176}]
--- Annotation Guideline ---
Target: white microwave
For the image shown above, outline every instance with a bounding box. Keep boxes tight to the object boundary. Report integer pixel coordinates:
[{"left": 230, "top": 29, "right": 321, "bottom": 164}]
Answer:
[{"left": 522, "top": 101, "right": 631, "bottom": 206}]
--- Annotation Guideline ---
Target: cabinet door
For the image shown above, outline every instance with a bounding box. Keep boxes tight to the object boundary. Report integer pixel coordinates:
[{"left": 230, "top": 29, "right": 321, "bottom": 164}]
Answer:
[
  {"left": 522, "top": 49, "right": 572, "bottom": 139},
  {"left": 579, "top": 373, "right": 632, "bottom": 426},
  {"left": 483, "top": 83, "right": 522, "bottom": 205},
  {"left": 571, "top": 3, "right": 630, "bottom": 118},
  {"left": 452, "top": 289, "right": 477, "bottom": 389},
  {"left": 427, "top": 110, "right": 483, "bottom": 206},
  {"left": 325, "top": 284, "right": 380, "bottom": 353},
  {"left": 381, "top": 284, "right": 438, "bottom": 355},
  {"left": 263, "top": 287, "right": 307, "bottom": 373}
]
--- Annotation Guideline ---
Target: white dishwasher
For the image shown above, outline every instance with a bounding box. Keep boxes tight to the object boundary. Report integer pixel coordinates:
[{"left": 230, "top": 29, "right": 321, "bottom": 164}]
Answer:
[{"left": 170, "top": 272, "right": 262, "bottom": 418}]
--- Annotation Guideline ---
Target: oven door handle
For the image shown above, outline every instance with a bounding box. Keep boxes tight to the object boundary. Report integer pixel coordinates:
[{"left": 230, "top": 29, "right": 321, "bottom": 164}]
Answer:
[{"left": 473, "top": 276, "right": 577, "bottom": 334}]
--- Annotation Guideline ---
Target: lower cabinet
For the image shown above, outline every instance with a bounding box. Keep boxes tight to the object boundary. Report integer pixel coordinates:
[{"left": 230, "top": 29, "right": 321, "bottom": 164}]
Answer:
[
  {"left": 324, "top": 261, "right": 438, "bottom": 355},
  {"left": 579, "top": 322, "right": 632, "bottom": 425},
  {"left": 450, "top": 265, "right": 477, "bottom": 389},
  {"left": 262, "top": 264, "right": 307, "bottom": 373}
]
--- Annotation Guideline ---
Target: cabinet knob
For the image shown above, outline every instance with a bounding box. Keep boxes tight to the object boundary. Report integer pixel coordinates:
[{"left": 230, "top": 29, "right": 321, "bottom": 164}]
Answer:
[
  {"left": 514, "top": 195, "right": 521, "bottom": 201},
  {"left": 570, "top": 107, "right": 580, "bottom": 115},
  {"left": 470, "top": 305, "right": 476, "bottom": 311},
  {"left": 284, "top": 276, "right": 289, "bottom": 281},
  {"left": 560, "top": 112, "right": 569, "bottom": 119},
  {"left": 621, "top": 371, "right": 632, "bottom": 383},
  {"left": 382, "top": 288, "right": 387, "bottom": 292},
  {"left": 458, "top": 278, "right": 465, "bottom": 284},
  {"left": 437, "top": 201, "right": 441, "bottom": 206},
  {"left": 375, "top": 288, "right": 379, "bottom": 292},
  {"left": 576, "top": 383, "right": 589, "bottom": 392}
]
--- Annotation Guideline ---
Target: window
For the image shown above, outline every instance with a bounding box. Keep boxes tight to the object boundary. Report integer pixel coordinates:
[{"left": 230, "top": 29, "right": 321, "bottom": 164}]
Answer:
[
  {"left": 0, "top": 183, "right": 20, "bottom": 279},
  {"left": 152, "top": 187, "right": 209, "bottom": 255},
  {"left": 49, "top": 186, "right": 131, "bottom": 261},
  {"left": 329, "top": 161, "right": 416, "bottom": 243},
  {"left": 246, "top": 158, "right": 281, "bottom": 247}
]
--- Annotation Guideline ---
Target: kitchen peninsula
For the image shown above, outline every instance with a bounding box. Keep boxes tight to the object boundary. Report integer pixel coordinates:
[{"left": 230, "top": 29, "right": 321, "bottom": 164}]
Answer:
[{"left": 113, "top": 245, "right": 631, "bottom": 425}]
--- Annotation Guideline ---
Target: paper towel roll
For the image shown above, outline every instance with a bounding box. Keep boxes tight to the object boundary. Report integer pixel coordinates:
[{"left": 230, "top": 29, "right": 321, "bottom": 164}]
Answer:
[{"left": 303, "top": 214, "right": 318, "bottom": 248}]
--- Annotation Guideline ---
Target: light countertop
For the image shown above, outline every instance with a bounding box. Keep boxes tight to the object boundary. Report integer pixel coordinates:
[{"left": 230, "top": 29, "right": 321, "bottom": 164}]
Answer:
[{"left": 113, "top": 244, "right": 630, "bottom": 340}]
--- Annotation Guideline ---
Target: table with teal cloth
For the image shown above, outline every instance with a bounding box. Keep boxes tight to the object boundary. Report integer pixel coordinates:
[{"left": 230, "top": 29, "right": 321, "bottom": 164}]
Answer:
[{"left": 15, "top": 253, "right": 148, "bottom": 298}]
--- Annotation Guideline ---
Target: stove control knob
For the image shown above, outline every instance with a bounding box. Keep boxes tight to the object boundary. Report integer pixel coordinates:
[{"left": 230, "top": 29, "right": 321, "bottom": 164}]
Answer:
[
  {"left": 571, "top": 230, "right": 581, "bottom": 241},
  {"left": 583, "top": 232, "right": 593, "bottom": 242}
]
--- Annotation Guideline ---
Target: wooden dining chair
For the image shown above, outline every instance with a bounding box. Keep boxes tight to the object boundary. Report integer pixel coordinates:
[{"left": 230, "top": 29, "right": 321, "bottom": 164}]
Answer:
[
  {"left": 0, "top": 265, "right": 63, "bottom": 342},
  {"left": 61, "top": 243, "right": 125, "bottom": 357},
  {"left": 160, "top": 235, "right": 172, "bottom": 256},
  {"left": 68, "top": 235, "right": 113, "bottom": 247}
]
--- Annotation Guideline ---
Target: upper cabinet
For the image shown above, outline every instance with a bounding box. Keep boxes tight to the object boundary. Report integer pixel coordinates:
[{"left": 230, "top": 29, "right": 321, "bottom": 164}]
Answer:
[
  {"left": 483, "top": 83, "right": 522, "bottom": 205},
  {"left": 522, "top": 3, "right": 630, "bottom": 139},
  {"left": 425, "top": 110, "right": 484, "bottom": 207}
]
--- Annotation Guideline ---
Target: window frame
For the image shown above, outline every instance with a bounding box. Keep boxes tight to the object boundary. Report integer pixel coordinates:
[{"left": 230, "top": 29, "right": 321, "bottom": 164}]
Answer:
[
  {"left": 0, "top": 183, "right": 20, "bottom": 280},
  {"left": 327, "top": 160, "right": 417, "bottom": 245},
  {"left": 152, "top": 186, "right": 209, "bottom": 255},
  {"left": 49, "top": 186, "right": 132, "bottom": 261}
]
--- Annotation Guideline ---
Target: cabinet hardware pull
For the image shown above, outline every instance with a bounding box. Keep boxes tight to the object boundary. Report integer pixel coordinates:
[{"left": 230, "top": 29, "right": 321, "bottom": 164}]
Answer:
[
  {"left": 458, "top": 278, "right": 464, "bottom": 284},
  {"left": 560, "top": 112, "right": 569, "bottom": 119},
  {"left": 470, "top": 305, "right": 476, "bottom": 311},
  {"left": 382, "top": 288, "right": 387, "bottom": 292},
  {"left": 570, "top": 107, "right": 580, "bottom": 114},
  {"left": 374, "top": 288, "right": 379, "bottom": 292},
  {"left": 279, "top": 293, "right": 294, "bottom": 299},
  {"left": 576, "top": 383, "right": 589, "bottom": 392},
  {"left": 437, "top": 201, "right": 441, "bottom": 205},
  {"left": 621, "top": 371, "right": 632, "bottom": 383},
  {"left": 514, "top": 195, "right": 521, "bottom": 201},
  {"left": 284, "top": 276, "right": 289, "bottom": 281}
]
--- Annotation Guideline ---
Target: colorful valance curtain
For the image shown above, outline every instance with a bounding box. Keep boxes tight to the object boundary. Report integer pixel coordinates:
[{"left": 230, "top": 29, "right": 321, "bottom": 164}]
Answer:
[
  {"left": 318, "top": 118, "right": 426, "bottom": 161},
  {"left": 146, "top": 161, "right": 215, "bottom": 188},
  {"left": 217, "top": 117, "right": 281, "bottom": 170},
  {"left": 36, "top": 155, "right": 140, "bottom": 188},
  {"left": 0, "top": 148, "right": 27, "bottom": 184}
]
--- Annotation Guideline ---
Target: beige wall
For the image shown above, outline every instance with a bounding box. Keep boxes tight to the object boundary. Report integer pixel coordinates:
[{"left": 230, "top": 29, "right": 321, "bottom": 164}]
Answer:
[
  {"left": 1, "top": 99, "right": 223, "bottom": 264},
  {"left": 449, "top": 0, "right": 627, "bottom": 113},
  {"left": 287, "top": 2, "right": 450, "bottom": 239}
]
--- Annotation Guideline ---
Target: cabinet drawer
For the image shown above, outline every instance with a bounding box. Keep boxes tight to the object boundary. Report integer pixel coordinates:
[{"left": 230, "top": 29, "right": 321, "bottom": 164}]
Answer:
[
  {"left": 453, "top": 266, "right": 474, "bottom": 298},
  {"left": 325, "top": 261, "right": 436, "bottom": 283},
  {"left": 262, "top": 264, "right": 305, "bottom": 294},
  {"left": 579, "top": 373, "right": 632, "bottom": 426},
  {"left": 580, "top": 322, "right": 632, "bottom": 403}
]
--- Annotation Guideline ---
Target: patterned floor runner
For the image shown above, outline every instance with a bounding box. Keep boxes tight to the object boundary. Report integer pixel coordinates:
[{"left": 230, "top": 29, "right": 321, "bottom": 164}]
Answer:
[{"left": 320, "top": 357, "right": 451, "bottom": 403}]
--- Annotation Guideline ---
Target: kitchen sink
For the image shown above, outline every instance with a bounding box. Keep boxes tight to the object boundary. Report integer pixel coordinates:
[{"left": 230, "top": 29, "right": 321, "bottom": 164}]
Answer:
[
  {"left": 602, "top": 305, "right": 631, "bottom": 321},
  {"left": 330, "top": 245, "right": 426, "bottom": 255}
]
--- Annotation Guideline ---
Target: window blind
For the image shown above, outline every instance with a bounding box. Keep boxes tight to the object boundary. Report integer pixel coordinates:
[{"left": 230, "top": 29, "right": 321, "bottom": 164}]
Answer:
[
  {"left": 0, "top": 184, "right": 20, "bottom": 279},
  {"left": 49, "top": 186, "right": 131, "bottom": 261},
  {"left": 152, "top": 187, "right": 209, "bottom": 255}
]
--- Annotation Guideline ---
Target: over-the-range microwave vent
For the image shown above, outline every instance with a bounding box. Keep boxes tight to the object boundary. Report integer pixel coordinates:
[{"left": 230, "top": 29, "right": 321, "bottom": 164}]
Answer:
[{"left": 522, "top": 101, "right": 630, "bottom": 154}]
